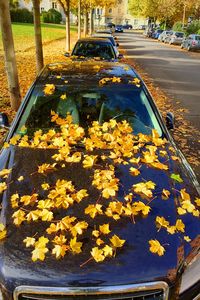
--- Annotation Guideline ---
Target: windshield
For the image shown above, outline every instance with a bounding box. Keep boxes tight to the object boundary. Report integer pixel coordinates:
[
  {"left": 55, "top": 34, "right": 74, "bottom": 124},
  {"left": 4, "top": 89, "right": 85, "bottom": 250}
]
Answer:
[
  {"left": 72, "top": 42, "right": 116, "bottom": 60},
  {"left": 16, "top": 85, "right": 163, "bottom": 137},
  {"left": 175, "top": 32, "right": 184, "bottom": 37}
]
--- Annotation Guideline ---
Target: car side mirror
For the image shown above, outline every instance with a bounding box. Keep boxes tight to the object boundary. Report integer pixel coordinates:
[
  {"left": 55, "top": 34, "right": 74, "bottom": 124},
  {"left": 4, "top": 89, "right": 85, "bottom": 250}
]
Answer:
[
  {"left": 0, "top": 113, "right": 9, "bottom": 129},
  {"left": 166, "top": 112, "right": 175, "bottom": 130},
  {"left": 64, "top": 52, "right": 70, "bottom": 57},
  {"left": 118, "top": 53, "right": 124, "bottom": 59}
]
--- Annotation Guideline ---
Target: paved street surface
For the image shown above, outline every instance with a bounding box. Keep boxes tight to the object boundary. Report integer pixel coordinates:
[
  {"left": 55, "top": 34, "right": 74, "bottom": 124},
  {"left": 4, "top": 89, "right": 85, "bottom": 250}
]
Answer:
[{"left": 117, "top": 31, "right": 200, "bottom": 131}]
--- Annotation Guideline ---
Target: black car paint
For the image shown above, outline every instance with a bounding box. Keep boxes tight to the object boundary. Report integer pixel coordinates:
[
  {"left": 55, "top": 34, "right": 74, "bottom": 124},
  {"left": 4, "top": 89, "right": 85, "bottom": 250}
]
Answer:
[{"left": 0, "top": 61, "right": 199, "bottom": 299}]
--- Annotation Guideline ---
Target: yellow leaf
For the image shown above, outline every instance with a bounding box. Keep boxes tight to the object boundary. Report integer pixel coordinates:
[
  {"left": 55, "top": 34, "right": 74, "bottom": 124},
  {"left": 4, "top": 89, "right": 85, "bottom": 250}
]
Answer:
[
  {"left": 0, "top": 168, "right": 11, "bottom": 178},
  {"left": 41, "top": 183, "right": 50, "bottom": 190},
  {"left": 32, "top": 247, "right": 48, "bottom": 262},
  {"left": 12, "top": 209, "right": 26, "bottom": 226},
  {"left": 83, "top": 155, "right": 97, "bottom": 168},
  {"left": 43, "top": 84, "right": 55, "bottom": 95},
  {"left": 20, "top": 194, "right": 38, "bottom": 206},
  {"left": 38, "top": 163, "right": 56, "bottom": 174},
  {"left": 92, "top": 230, "right": 100, "bottom": 238},
  {"left": 85, "top": 204, "right": 103, "bottom": 218},
  {"left": 18, "top": 176, "right": 24, "bottom": 182},
  {"left": 74, "top": 189, "right": 88, "bottom": 203},
  {"left": 60, "top": 94, "right": 67, "bottom": 100},
  {"left": 103, "top": 245, "right": 113, "bottom": 257},
  {"left": 0, "top": 223, "right": 7, "bottom": 241},
  {"left": 129, "top": 167, "right": 140, "bottom": 176},
  {"left": 192, "top": 210, "right": 200, "bottom": 217},
  {"left": 52, "top": 244, "right": 68, "bottom": 259},
  {"left": 35, "top": 236, "right": 49, "bottom": 248},
  {"left": 11, "top": 193, "right": 19, "bottom": 208},
  {"left": 151, "top": 162, "right": 168, "bottom": 170},
  {"left": 70, "top": 221, "right": 88, "bottom": 237},
  {"left": 162, "top": 189, "right": 170, "bottom": 199},
  {"left": 52, "top": 234, "right": 67, "bottom": 245},
  {"left": 175, "top": 219, "right": 185, "bottom": 233},
  {"left": 26, "top": 210, "right": 40, "bottom": 222},
  {"left": 184, "top": 236, "right": 191, "bottom": 242},
  {"left": 195, "top": 198, "right": 200, "bottom": 206},
  {"left": 167, "top": 226, "right": 176, "bottom": 235},
  {"left": 37, "top": 199, "right": 53, "bottom": 210},
  {"left": 70, "top": 237, "right": 82, "bottom": 254},
  {"left": 91, "top": 247, "right": 105, "bottom": 262},
  {"left": 23, "top": 237, "right": 36, "bottom": 247},
  {"left": 0, "top": 182, "right": 7, "bottom": 194},
  {"left": 40, "top": 209, "right": 54, "bottom": 222},
  {"left": 99, "top": 224, "right": 111, "bottom": 235},
  {"left": 133, "top": 181, "right": 155, "bottom": 198},
  {"left": 96, "top": 238, "right": 104, "bottom": 246},
  {"left": 149, "top": 239, "right": 165, "bottom": 256},
  {"left": 156, "top": 216, "right": 169, "bottom": 229},
  {"left": 180, "top": 189, "right": 191, "bottom": 202},
  {"left": 177, "top": 207, "right": 187, "bottom": 215},
  {"left": 182, "top": 200, "right": 195, "bottom": 213},
  {"left": 110, "top": 235, "right": 125, "bottom": 248}
]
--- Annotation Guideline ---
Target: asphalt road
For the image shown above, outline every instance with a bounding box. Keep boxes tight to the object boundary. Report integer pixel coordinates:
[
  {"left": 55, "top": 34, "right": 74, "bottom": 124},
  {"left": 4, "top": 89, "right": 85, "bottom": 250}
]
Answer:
[{"left": 117, "top": 31, "right": 200, "bottom": 131}]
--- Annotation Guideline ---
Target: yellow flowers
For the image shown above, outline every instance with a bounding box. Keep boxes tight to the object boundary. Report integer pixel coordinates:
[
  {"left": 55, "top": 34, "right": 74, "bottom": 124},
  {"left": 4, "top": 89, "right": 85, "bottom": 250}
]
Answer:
[
  {"left": 149, "top": 239, "right": 165, "bottom": 256},
  {"left": 43, "top": 84, "right": 55, "bottom": 95}
]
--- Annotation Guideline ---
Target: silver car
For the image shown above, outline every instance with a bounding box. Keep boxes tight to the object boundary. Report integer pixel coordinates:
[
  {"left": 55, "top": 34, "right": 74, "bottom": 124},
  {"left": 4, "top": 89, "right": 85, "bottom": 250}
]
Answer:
[
  {"left": 168, "top": 31, "right": 185, "bottom": 45},
  {"left": 158, "top": 30, "right": 172, "bottom": 42},
  {"left": 181, "top": 34, "right": 200, "bottom": 51}
]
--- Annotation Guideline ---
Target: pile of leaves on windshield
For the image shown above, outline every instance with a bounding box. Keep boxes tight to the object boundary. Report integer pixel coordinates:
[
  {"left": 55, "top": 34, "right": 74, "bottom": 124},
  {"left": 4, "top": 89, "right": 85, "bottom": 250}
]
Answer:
[{"left": 0, "top": 112, "right": 199, "bottom": 265}]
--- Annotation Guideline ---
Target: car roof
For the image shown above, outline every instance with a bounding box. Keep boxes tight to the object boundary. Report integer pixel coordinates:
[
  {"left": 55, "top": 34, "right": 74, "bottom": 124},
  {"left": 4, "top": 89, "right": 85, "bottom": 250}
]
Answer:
[
  {"left": 75, "top": 37, "right": 112, "bottom": 43},
  {"left": 92, "top": 33, "right": 112, "bottom": 37},
  {"left": 38, "top": 61, "right": 139, "bottom": 86}
]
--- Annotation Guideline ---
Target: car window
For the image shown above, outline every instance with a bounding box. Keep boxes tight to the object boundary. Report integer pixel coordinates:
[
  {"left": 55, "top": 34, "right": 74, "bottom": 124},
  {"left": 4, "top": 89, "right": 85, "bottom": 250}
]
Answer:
[
  {"left": 195, "top": 36, "right": 200, "bottom": 41},
  {"left": 72, "top": 42, "right": 115, "bottom": 60},
  {"left": 15, "top": 85, "right": 163, "bottom": 137}
]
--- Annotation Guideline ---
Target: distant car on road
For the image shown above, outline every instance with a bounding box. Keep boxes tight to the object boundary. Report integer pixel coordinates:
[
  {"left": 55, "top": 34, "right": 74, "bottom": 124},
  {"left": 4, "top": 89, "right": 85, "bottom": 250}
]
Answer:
[
  {"left": 65, "top": 38, "right": 118, "bottom": 61},
  {"left": 96, "top": 29, "right": 113, "bottom": 35},
  {"left": 181, "top": 34, "right": 200, "bottom": 51},
  {"left": 168, "top": 31, "right": 185, "bottom": 45},
  {"left": 115, "top": 25, "right": 124, "bottom": 33},
  {"left": 123, "top": 24, "right": 133, "bottom": 30},
  {"left": 91, "top": 34, "right": 119, "bottom": 57}
]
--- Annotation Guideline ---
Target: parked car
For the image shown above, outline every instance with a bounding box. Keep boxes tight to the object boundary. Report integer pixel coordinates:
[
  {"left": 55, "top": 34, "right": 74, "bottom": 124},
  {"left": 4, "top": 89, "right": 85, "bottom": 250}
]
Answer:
[
  {"left": 0, "top": 60, "right": 199, "bottom": 299},
  {"left": 164, "top": 31, "right": 174, "bottom": 43},
  {"left": 152, "top": 29, "right": 164, "bottom": 39},
  {"left": 181, "top": 34, "right": 200, "bottom": 51},
  {"left": 65, "top": 38, "right": 118, "bottom": 61},
  {"left": 158, "top": 30, "right": 172, "bottom": 42},
  {"left": 96, "top": 29, "right": 113, "bottom": 35},
  {"left": 115, "top": 25, "right": 124, "bottom": 33},
  {"left": 123, "top": 24, "right": 133, "bottom": 30},
  {"left": 168, "top": 32, "right": 185, "bottom": 45},
  {"left": 137, "top": 25, "right": 146, "bottom": 30},
  {"left": 91, "top": 34, "right": 119, "bottom": 57}
]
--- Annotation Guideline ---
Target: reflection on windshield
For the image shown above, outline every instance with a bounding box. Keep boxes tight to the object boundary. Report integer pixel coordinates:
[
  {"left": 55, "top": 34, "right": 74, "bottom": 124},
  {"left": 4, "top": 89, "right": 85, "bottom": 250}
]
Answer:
[
  {"left": 72, "top": 42, "right": 115, "bottom": 60},
  {"left": 16, "top": 85, "right": 162, "bottom": 137}
]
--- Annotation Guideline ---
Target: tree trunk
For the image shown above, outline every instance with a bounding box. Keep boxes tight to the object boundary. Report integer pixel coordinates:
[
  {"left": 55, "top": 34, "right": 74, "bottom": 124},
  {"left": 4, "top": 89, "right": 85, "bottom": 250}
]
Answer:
[
  {"left": 78, "top": 0, "right": 81, "bottom": 39},
  {"left": 0, "top": 0, "right": 21, "bottom": 111},
  {"left": 65, "top": 0, "right": 70, "bottom": 51},
  {"left": 32, "top": 0, "right": 44, "bottom": 74},
  {"left": 84, "top": 12, "right": 88, "bottom": 37},
  {"left": 89, "top": 8, "right": 94, "bottom": 35}
]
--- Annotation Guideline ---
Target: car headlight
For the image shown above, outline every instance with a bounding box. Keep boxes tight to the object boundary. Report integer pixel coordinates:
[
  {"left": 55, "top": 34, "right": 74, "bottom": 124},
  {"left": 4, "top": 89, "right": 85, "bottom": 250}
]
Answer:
[{"left": 180, "top": 253, "right": 200, "bottom": 299}]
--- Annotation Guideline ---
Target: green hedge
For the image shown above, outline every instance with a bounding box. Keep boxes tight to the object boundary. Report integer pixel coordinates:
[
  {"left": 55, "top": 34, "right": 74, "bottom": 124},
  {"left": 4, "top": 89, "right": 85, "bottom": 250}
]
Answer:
[
  {"left": 172, "top": 21, "right": 183, "bottom": 32},
  {"left": 41, "top": 9, "right": 62, "bottom": 24},
  {"left": 10, "top": 8, "right": 33, "bottom": 23},
  {"left": 186, "top": 20, "right": 200, "bottom": 35}
]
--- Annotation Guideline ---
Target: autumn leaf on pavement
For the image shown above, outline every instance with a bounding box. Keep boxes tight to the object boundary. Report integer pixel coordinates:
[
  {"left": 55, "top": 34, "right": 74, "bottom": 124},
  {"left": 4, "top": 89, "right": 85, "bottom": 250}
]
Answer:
[
  {"left": 12, "top": 209, "right": 26, "bottom": 226},
  {"left": 91, "top": 247, "right": 105, "bottom": 262},
  {"left": 110, "top": 235, "right": 125, "bottom": 248},
  {"left": 82, "top": 155, "right": 97, "bottom": 168},
  {"left": 149, "top": 239, "right": 165, "bottom": 256},
  {"left": 0, "top": 223, "right": 7, "bottom": 241}
]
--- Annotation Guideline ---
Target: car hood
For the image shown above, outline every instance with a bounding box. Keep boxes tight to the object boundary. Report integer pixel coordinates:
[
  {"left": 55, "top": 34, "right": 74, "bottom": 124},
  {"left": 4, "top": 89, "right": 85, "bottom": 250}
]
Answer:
[{"left": 0, "top": 146, "right": 199, "bottom": 293}]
